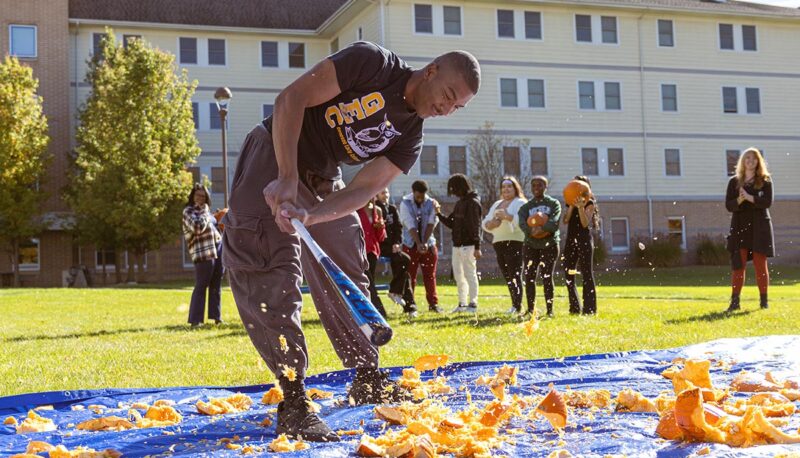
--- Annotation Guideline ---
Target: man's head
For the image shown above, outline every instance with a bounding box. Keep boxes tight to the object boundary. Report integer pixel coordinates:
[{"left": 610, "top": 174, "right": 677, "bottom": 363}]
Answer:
[
  {"left": 411, "top": 180, "right": 428, "bottom": 204},
  {"left": 531, "top": 176, "right": 548, "bottom": 199},
  {"left": 410, "top": 51, "right": 481, "bottom": 119},
  {"left": 376, "top": 187, "right": 390, "bottom": 204}
]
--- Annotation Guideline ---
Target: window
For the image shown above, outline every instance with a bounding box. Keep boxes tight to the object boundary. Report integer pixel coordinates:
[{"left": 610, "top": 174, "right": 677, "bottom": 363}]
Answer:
[
  {"left": 610, "top": 218, "right": 630, "bottom": 253},
  {"left": 9, "top": 25, "right": 37, "bottom": 58},
  {"left": 722, "top": 87, "right": 738, "bottom": 113},
  {"left": 664, "top": 148, "right": 681, "bottom": 176},
  {"left": 575, "top": 15, "right": 592, "bottom": 42},
  {"left": 330, "top": 37, "right": 339, "bottom": 53},
  {"left": 667, "top": 217, "right": 686, "bottom": 250},
  {"left": 719, "top": 24, "right": 734, "bottom": 50},
  {"left": 187, "top": 166, "right": 200, "bottom": 185},
  {"left": 288, "top": 42, "right": 305, "bottom": 68},
  {"left": 191, "top": 102, "right": 199, "bottom": 129},
  {"left": 449, "top": 146, "right": 467, "bottom": 174},
  {"left": 179, "top": 37, "right": 197, "bottom": 64},
  {"left": 604, "top": 82, "right": 621, "bottom": 110},
  {"left": 497, "top": 10, "right": 515, "bottom": 38},
  {"left": 181, "top": 237, "right": 193, "bottom": 268},
  {"left": 579, "top": 81, "right": 595, "bottom": 109},
  {"left": 209, "top": 103, "right": 221, "bottom": 130},
  {"left": 18, "top": 238, "right": 40, "bottom": 271},
  {"left": 211, "top": 167, "right": 226, "bottom": 194},
  {"left": 525, "top": 11, "right": 542, "bottom": 39},
  {"left": 208, "top": 38, "right": 226, "bottom": 65},
  {"left": 263, "top": 104, "right": 274, "bottom": 118},
  {"left": 415, "top": 4, "right": 433, "bottom": 33},
  {"left": 607, "top": 148, "right": 624, "bottom": 176},
  {"left": 601, "top": 16, "right": 618, "bottom": 44},
  {"left": 726, "top": 149, "right": 740, "bottom": 176},
  {"left": 527, "top": 79, "right": 545, "bottom": 108},
  {"left": 420, "top": 145, "right": 438, "bottom": 175},
  {"left": 123, "top": 34, "right": 141, "bottom": 49},
  {"left": 358, "top": 27, "right": 363, "bottom": 41},
  {"left": 742, "top": 25, "right": 757, "bottom": 51},
  {"left": 503, "top": 146, "right": 520, "bottom": 177},
  {"left": 92, "top": 33, "right": 104, "bottom": 57},
  {"left": 581, "top": 148, "right": 599, "bottom": 175},
  {"left": 96, "top": 248, "right": 121, "bottom": 270},
  {"left": 443, "top": 6, "right": 461, "bottom": 35},
  {"left": 658, "top": 19, "right": 674, "bottom": 47},
  {"left": 661, "top": 84, "right": 678, "bottom": 112},
  {"left": 261, "top": 41, "right": 278, "bottom": 67},
  {"left": 745, "top": 88, "right": 760, "bottom": 114},
  {"left": 500, "top": 78, "right": 518, "bottom": 107},
  {"left": 530, "top": 147, "right": 548, "bottom": 175}
]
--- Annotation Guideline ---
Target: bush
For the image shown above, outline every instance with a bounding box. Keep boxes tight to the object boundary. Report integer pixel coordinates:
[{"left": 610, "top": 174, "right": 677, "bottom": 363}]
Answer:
[
  {"left": 593, "top": 235, "right": 607, "bottom": 266},
  {"left": 633, "top": 233, "right": 683, "bottom": 268},
  {"left": 695, "top": 234, "right": 729, "bottom": 265}
]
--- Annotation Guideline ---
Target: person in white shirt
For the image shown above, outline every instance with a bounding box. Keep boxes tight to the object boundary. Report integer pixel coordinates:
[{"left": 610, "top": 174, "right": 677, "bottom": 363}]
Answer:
[{"left": 481, "top": 176, "right": 527, "bottom": 314}]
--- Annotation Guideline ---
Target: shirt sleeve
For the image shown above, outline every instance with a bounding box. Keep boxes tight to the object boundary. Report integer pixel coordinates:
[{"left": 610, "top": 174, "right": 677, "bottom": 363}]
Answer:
[
  {"left": 330, "top": 41, "right": 395, "bottom": 93},
  {"left": 385, "top": 134, "right": 422, "bottom": 175}
]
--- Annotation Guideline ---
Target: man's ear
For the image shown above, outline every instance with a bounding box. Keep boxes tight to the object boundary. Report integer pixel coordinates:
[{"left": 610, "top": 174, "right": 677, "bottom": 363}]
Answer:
[{"left": 424, "top": 62, "right": 438, "bottom": 80}]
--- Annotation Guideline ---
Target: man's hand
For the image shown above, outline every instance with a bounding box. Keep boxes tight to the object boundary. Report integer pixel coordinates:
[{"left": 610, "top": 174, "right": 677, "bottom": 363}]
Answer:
[
  {"left": 474, "top": 248, "right": 482, "bottom": 260},
  {"left": 276, "top": 203, "right": 310, "bottom": 233},
  {"left": 418, "top": 243, "right": 429, "bottom": 254},
  {"left": 392, "top": 243, "right": 402, "bottom": 254},
  {"left": 433, "top": 199, "right": 441, "bottom": 214},
  {"left": 531, "top": 227, "right": 543, "bottom": 237},
  {"left": 264, "top": 177, "right": 300, "bottom": 233}
]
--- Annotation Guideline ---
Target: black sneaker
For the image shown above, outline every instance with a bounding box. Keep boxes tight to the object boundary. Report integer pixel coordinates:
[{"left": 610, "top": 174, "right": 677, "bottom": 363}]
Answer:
[
  {"left": 348, "top": 368, "right": 415, "bottom": 405},
  {"left": 275, "top": 396, "right": 339, "bottom": 442},
  {"left": 429, "top": 304, "right": 443, "bottom": 313},
  {"left": 760, "top": 294, "right": 769, "bottom": 309},
  {"left": 726, "top": 294, "right": 741, "bottom": 313}
]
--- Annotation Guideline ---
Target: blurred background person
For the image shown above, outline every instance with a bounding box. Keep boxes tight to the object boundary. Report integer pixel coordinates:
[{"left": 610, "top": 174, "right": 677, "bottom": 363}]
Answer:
[
  {"left": 182, "top": 183, "right": 223, "bottom": 327},
  {"left": 375, "top": 188, "right": 416, "bottom": 315},
  {"left": 482, "top": 176, "right": 527, "bottom": 315},
  {"left": 517, "top": 176, "right": 561, "bottom": 318},
  {"left": 561, "top": 176, "right": 599, "bottom": 316},
  {"left": 725, "top": 147, "right": 774, "bottom": 312},
  {"left": 400, "top": 180, "right": 442, "bottom": 315},
  {"left": 357, "top": 198, "right": 388, "bottom": 318}
]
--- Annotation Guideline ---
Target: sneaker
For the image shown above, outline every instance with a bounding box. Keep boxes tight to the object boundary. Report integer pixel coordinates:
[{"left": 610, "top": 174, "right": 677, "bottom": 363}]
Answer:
[
  {"left": 387, "top": 293, "right": 406, "bottom": 307},
  {"left": 348, "top": 368, "right": 415, "bottom": 405},
  {"left": 465, "top": 303, "right": 478, "bottom": 314},
  {"left": 276, "top": 396, "right": 339, "bottom": 442},
  {"left": 451, "top": 304, "right": 468, "bottom": 313},
  {"left": 505, "top": 306, "right": 521, "bottom": 315},
  {"left": 726, "top": 294, "right": 741, "bottom": 313},
  {"left": 428, "top": 305, "right": 442, "bottom": 313},
  {"left": 406, "top": 310, "right": 418, "bottom": 319}
]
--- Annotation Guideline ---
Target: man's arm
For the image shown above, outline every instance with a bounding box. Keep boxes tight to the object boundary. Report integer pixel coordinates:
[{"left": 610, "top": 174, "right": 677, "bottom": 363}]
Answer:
[
  {"left": 265, "top": 58, "right": 343, "bottom": 232},
  {"left": 282, "top": 156, "right": 403, "bottom": 227}
]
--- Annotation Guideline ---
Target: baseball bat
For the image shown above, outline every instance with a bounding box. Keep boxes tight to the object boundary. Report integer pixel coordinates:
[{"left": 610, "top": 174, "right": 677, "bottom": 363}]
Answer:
[{"left": 291, "top": 218, "right": 393, "bottom": 346}]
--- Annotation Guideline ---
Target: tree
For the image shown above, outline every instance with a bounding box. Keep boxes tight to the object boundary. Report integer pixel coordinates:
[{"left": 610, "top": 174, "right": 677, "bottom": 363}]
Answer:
[
  {"left": 0, "top": 56, "right": 51, "bottom": 287},
  {"left": 67, "top": 31, "right": 200, "bottom": 283},
  {"left": 467, "top": 122, "right": 530, "bottom": 212}
]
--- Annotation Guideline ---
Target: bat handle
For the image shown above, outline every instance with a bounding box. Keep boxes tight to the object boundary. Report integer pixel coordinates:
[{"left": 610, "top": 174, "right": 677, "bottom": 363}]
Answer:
[{"left": 290, "top": 218, "right": 324, "bottom": 262}]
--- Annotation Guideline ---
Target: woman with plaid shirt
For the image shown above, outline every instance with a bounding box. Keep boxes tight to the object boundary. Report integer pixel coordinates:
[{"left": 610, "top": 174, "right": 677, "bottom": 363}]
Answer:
[{"left": 183, "top": 184, "right": 223, "bottom": 327}]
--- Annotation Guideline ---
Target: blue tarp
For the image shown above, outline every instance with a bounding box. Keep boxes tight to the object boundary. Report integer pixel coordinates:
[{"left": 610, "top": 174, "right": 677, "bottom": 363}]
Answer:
[{"left": 2, "top": 336, "right": 799, "bottom": 457}]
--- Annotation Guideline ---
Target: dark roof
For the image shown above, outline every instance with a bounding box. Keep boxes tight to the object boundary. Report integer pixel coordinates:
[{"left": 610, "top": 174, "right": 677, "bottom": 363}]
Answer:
[
  {"left": 69, "top": 0, "right": 350, "bottom": 30},
  {"left": 570, "top": 0, "right": 800, "bottom": 18}
]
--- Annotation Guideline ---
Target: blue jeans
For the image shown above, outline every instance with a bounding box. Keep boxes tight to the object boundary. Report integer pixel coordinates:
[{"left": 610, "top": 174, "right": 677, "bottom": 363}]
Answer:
[{"left": 188, "top": 245, "right": 223, "bottom": 323}]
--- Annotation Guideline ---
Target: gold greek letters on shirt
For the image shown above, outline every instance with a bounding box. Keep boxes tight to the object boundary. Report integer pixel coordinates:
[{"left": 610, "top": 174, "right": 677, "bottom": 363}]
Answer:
[{"left": 325, "top": 92, "right": 385, "bottom": 128}]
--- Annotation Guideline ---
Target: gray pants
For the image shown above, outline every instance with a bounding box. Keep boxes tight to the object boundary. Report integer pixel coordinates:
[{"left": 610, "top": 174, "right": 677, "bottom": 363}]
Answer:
[{"left": 222, "top": 124, "right": 377, "bottom": 380}]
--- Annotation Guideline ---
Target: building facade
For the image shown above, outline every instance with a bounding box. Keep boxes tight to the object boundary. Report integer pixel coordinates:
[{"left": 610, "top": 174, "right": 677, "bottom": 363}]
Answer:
[{"left": 2, "top": 0, "right": 799, "bottom": 286}]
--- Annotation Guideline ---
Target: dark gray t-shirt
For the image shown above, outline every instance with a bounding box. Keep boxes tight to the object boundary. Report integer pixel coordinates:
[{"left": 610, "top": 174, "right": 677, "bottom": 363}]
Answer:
[{"left": 265, "top": 41, "right": 424, "bottom": 180}]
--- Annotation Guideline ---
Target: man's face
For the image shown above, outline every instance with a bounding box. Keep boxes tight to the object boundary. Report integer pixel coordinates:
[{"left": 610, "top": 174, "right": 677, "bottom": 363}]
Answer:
[
  {"left": 377, "top": 189, "right": 389, "bottom": 203},
  {"left": 414, "top": 64, "right": 475, "bottom": 119},
  {"left": 532, "top": 180, "right": 546, "bottom": 198},
  {"left": 413, "top": 190, "right": 426, "bottom": 204}
]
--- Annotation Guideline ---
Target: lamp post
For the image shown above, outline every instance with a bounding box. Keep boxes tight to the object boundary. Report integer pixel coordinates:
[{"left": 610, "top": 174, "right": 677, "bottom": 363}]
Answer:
[{"left": 214, "top": 87, "right": 232, "bottom": 208}]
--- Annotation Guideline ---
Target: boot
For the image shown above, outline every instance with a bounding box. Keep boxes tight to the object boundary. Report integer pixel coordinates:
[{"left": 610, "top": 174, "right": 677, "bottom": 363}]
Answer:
[
  {"left": 760, "top": 293, "right": 769, "bottom": 309},
  {"left": 726, "top": 293, "right": 741, "bottom": 313},
  {"left": 348, "top": 367, "right": 415, "bottom": 405},
  {"left": 546, "top": 302, "right": 554, "bottom": 318},
  {"left": 276, "top": 378, "right": 339, "bottom": 442}
]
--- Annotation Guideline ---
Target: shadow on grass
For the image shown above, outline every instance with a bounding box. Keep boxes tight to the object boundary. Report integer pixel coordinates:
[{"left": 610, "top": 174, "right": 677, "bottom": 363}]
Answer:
[{"left": 664, "top": 309, "right": 754, "bottom": 325}]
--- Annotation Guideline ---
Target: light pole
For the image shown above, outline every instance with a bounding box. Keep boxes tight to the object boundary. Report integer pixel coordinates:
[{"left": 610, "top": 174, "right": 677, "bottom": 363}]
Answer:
[{"left": 214, "top": 87, "right": 232, "bottom": 208}]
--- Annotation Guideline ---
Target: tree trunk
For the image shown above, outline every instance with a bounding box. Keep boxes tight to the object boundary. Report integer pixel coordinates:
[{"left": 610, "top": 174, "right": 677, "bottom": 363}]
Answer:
[
  {"left": 101, "top": 249, "right": 107, "bottom": 286},
  {"left": 12, "top": 238, "right": 20, "bottom": 288},
  {"left": 137, "top": 249, "right": 146, "bottom": 283},
  {"left": 115, "top": 248, "right": 123, "bottom": 284}
]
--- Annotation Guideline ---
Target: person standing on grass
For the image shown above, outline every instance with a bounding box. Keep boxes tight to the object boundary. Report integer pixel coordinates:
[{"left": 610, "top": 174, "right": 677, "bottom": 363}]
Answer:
[
  {"left": 375, "top": 188, "right": 416, "bottom": 314},
  {"left": 182, "top": 184, "right": 223, "bottom": 327},
  {"left": 482, "top": 176, "right": 527, "bottom": 315},
  {"left": 435, "top": 174, "right": 483, "bottom": 314},
  {"left": 357, "top": 198, "right": 388, "bottom": 318},
  {"left": 517, "top": 176, "right": 561, "bottom": 317},
  {"left": 725, "top": 147, "right": 774, "bottom": 312},
  {"left": 562, "top": 175, "right": 599, "bottom": 316},
  {"left": 221, "top": 40, "right": 480, "bottom": 442},
  {"left": 400, "top": 180, "right": 443, "bottom": 316}
]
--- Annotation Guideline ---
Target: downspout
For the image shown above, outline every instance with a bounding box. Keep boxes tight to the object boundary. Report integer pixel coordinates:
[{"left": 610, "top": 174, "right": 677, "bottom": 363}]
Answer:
[
  {"left": 637, "top": 14, "right": 654, "bottom": 238},
  {"left": 379, "top": 0, "right": 386, "bottom": 46}
]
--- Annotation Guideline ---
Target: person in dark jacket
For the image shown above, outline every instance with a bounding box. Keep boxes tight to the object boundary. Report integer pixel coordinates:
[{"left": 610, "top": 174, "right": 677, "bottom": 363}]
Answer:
[
  {"left": 517, "top": 176, "right": 561, "bottom": 317},
  {"left": 725, "top": 147, "right": 774, "bottom": 312},
  {"left": 436, "top": 174, "right": 482, "bottom": 313},
  {"left": 561, "top": 176, "right": 599, "bottom": 316},
  {"left": 375, "top": 188, "right": 417, "bottom": 315}
]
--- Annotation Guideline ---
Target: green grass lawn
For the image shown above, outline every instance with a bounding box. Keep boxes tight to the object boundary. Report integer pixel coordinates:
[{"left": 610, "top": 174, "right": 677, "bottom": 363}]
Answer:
[{"left": 1, "top": 265, "right": 798, "bottom": 397}]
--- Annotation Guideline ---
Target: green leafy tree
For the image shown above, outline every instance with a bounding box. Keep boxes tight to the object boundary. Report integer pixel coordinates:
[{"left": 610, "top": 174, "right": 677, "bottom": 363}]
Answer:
[
  {"left": 67, "top": 31, "right": 200, "bottom": 283},
  {"left": 0, "top": 56, "right": 51, "bottom": 287}
]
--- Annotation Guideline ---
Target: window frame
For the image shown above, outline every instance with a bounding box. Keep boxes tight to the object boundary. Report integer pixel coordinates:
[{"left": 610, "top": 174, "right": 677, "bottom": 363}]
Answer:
[
  {"left": 499, "top": 77, "right": 519, "bottom": 108},
  {"left": 209, "top": 102, "right": 222, "bottom": 130},
  {"left": 442, "top": 5, "right": 463, "bottom": 36},
  {"left": 502, "top": 145, "right": 522, "bottom": 177},
  {"left": 742, "top": 24, "right": 757, "bottom": 51},
  {"left": 9, "top": 24, "right": 37, "bottom": 59},
  {"left": 722, "top": 86, "right": 738, "bottom": 114},
  {"left": 181, "top": 237, "right": 194, "bottom": 269},
  {"left": 95, "top": 248, "right": 127, "bottom": 272},
  {"left": 581, "top": 147, "right": 599, "bottom": 176},
  {"left": 745, "top": 87, "right": 761, "bottom": 114},
  {"left": 414, "top": 4, "right": 434, "bottom": 34},
  {"left": 288, "top": 42, "right": 306, "bottom": 69},
  {"left": 578, "top": 81, "right": 595, "bottom": 110},
  {"left": 262, "top": 104, "right": 274, "bottom": 119},
  {"left": 529, "top": 146, "right": 549, "bottom": 176},
  {"left": 448, "top": 145, "right": 468, "bottom": 175},
  {"left": 663, "top": 147, "right": 682, "bottom": 177},
  {"left": 725, "top": 148, "right": 741, "bottom": 177},
  {"left": 718, "top": 23, "right": 735, "bottom": 50},
  {"left": 524, "top": 11, "right": 543, "bottom": 40},
  {"left": 178, "top": 36, "right": 198, "bottom": 65},
  {"left": 260, "top": 41, "right": 279, "bottom": 68},
  {"left": 580, "top": 146, "right": 626, "bottom": 178},
  {"left": 419, "top": 145, "right": 439, "bottom": 176},
  {"left": 600, "top": 16, "right": 618, "bottom": 44},
  {"left": 660, "top": 83, "right": 678, "bottom": 113},
  {"left": 17, "top": 238, "right": 40, "bottom": 271},
  {"left": 207, "top": 38, "right": 227, "bottom": 66},
  {"left": 657, "top": 19, "right": 674, "bottom": 48},
  {"left": 667, "top": 216, "right": 687, "bottom": 251},
  {"left": 497, "top": 9, "right": 516, "bottom": 39},
  {"left": 604, "top": 82, "right": 622, "bottom": 110},
  {"left": 527, "top": 78, "right": 546, "bottom": 109},
  {"left": 610, "top": 217, "right": 630, "bottom": 254},
  {"left": 575, "top": 14, "right": 592, "bottom": 43}
]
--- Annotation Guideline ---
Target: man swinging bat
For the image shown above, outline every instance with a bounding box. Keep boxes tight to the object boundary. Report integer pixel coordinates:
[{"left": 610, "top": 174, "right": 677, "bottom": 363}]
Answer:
[{"left": 221, "top": 41, "right": 480, "bottom": 442}]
